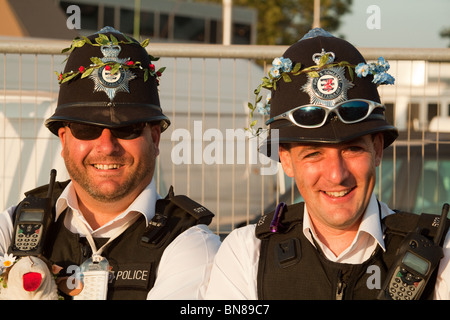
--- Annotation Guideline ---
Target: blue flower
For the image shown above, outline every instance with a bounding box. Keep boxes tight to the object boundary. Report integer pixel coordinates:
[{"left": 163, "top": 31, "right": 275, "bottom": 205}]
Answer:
[
  {"left": 355, "top": 57, "right": 394, "bottom": 85},
  {"left": 372, "top": 72, "right": 395, "bottom": 85},
  {"left": 269, "top": 67, "right": 280, "bottom": 78},
  {"left": 256, "top": 92, "right": 271, "bottom": 116},
  {"left": 280, "top": 57, "right": 292, "bottom": 72},
  {"left": 355, "top": 63, "right": 370, "bottom": 77},
  {"left": 257, "top": 102, "right": 270, "bottom": 116},
  {"left": 376, "top": 57, "right": 390, "bottom": 71}
]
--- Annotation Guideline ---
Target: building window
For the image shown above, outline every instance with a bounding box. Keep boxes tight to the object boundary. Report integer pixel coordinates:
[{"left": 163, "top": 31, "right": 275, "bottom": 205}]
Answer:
[
  {"left": 103, "top": 6, "right": 115, "bottom": 29},
  {"left": 174, "top": 16, "right": 206, "bottom": 42},
  {"left": 140, "top": 11, "right": 155, "bottom": 37},
  {"left": 428, "top": 103, "right": 438, "bottom": 122},
  {"left": 120, "top": 8, "right": 134, "bottom": 35},
  {"left": 233, "top": 23, "right": 251, "bottom": 44}
]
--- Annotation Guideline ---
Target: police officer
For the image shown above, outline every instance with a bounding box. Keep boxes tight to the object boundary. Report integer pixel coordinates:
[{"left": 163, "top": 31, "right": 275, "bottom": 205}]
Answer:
[
  {"left": 205, "top": 29, "right": 450, "bottom": 300},
  {"left": 0, "top": 27, "right": 220, "bottom": 300}
]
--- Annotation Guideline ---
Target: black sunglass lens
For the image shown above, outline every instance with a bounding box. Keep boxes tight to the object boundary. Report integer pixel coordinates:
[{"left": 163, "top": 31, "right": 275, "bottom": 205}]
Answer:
[
  {"left": 69, "top": 123, "right": 103, "bottom": 140},
  {"left": 68, "top": 123, "right": 147, "bottom": 140},
  {"left": 338, "top": 101, "right": 370, "bottom": 122},
  {"left": 111, "top": 123, "right": 146, "bottom": 140},
  {"left": 292, "top": 106, "right": 326, "bottom": 126}
]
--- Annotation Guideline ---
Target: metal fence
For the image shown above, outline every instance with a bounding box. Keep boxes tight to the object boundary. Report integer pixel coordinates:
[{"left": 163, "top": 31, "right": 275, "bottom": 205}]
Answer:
[{"left": 1, "top": 39, "right": 450, "bottom": 235}]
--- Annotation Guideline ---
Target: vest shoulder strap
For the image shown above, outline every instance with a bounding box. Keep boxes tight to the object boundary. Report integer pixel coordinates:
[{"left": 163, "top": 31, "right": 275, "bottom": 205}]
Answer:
[
  {"left": 140, "top": 186, "right": 215, "bottom": 248},
  {"left": 383, "top": 210, "right": 450, "bottom": 246},
  {"left": 255, "top": 202, "right": 304, "bottom": 240},
  {"left": 13, "top": 179, "right": 71, "bottom": 220},
  {"left": 24, "top": 180, "right": 70, "bottom": 199}
]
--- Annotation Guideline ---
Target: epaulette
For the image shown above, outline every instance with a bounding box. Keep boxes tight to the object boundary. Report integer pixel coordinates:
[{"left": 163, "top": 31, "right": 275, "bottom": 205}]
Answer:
[
  {"left": 141, "top": 186, "right": 214, "bottom": 247},
  {"left": 255, "top": 202, "right": 304, "bottom": 239}
]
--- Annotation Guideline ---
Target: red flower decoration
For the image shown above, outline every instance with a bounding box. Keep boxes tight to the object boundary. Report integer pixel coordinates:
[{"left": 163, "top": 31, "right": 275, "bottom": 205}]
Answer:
[
  {"left": 105, "top": 65, "right": 111, "bottom": 71},
  {"left": 126, "top": 61, "right": 134, "bottom": 66},
  {"left": 79, "top": 66, "right": 85, "bottom": 73},
  {"left": 149, "top": 64, "right": 155, "bottom": 71},
  {"left": 23, "top": 272, "right": 42, "bottom": 292}
]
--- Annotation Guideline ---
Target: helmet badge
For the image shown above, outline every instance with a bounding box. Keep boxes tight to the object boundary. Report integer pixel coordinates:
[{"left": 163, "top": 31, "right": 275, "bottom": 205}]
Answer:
[
  {"left": 302, "top": 49, "right": 354, "bottom": 107},
  {"left": 89, "top": 42, "right": 136, "bottom": 101}
]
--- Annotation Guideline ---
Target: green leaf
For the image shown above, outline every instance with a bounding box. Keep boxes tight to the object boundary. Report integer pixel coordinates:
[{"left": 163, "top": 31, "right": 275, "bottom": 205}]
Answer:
[
  {"left": 81, "top": 36, "right": 93, "bottom": 46},
  {"left": 250, "top": 120, "right": 257, "bottom": 127},
  {"left": 309, "top": 71, "right": 320, "bottom": 78},
  {"left": 292, "top": 62, "right": 302, "bottom": 73},
  {"left": 282, "top": 73, "right": 292, "bottom": 83},
  {"left": 149, "top": 55, "right": 160, "bottom": 61},
  {"left": 110, "top": 34, "right": 119, "bottom": 45},
  {"left": 72, "top": 39, "right": 86, "bottom": 48},
  {"left": 81, "top": 68, "right": 94, "bottom": 78},
  {"left": 61, "top": 72, "right": 78, "bottom": 83},
  {"left": 90, "top": 57, "right": 103, "bottom": 65},
  {"left": 110, "top": 63, "right": 121, "bottom": 75},
  {"left": 144, "top": 69, "right": 149, "bottom": 82},
  {"left": 141, "top": 38, "right": 149, "bottom": 48},
  {"left": 248, "top": 102, "right": 254, "bottom": 110},
  {"left": 157, "top": 67, "right": 166, "bottom": 74},
  {"left": 95, "top": 34, "right": 110, "bottom": 45},
  {"left": 319, "top": 53, "right": 330, "bottom": 67},
  {"left": 347, "top": 65, "right": 354, "bottom": 81}
]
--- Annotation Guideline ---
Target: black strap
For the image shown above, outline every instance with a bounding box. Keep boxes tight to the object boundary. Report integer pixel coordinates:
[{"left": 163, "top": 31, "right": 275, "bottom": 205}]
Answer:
[{"left": 140, "top": 186, "right": 214, "bottom": 247}]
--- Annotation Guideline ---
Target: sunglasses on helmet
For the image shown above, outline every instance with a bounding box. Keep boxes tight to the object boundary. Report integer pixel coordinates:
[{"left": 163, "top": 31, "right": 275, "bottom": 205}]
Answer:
[
  {"left": 65, "top": 122, "right": 148, "bottom": 140},
  {"left": 266, "top": 99, "right": 385, "bottom": 129}
]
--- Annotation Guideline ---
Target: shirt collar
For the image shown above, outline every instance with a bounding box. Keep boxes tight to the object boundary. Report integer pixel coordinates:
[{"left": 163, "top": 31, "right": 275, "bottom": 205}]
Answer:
[
  {"left": 302, "top": 193, "right": 392, "bottom": 254},
  {"left": 55, "top": 178, "right": 161, "bottom": 224}
]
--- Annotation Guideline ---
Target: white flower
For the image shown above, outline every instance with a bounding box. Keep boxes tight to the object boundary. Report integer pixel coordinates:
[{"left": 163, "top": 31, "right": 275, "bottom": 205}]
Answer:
[
  {"left": 272, "top": 57, "right": 282, "bottom": 68},
  {"left": 0, "top": 253, "right": 16, "bottom": 268}
]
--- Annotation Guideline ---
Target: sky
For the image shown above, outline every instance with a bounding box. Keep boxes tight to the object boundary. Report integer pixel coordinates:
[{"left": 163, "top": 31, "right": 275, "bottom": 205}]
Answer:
[{"left": 335, "top": 0, "right": 450, "bottom": 48}]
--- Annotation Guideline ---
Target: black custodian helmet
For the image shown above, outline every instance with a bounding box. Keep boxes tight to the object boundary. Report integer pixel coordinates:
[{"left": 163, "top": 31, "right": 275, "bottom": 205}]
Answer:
[
  {"left": 258, "top": 28, "right": 398, "bottom": 159},
  {"left": 45, "top": 26, "right": 170, "bottom": 135}
]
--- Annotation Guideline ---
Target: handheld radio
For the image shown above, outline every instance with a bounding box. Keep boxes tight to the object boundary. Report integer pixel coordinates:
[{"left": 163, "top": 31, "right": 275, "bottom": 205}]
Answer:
[
  {"left": 378, "top": 203, "right": 449, "bottom": 300},
  {"left": 8, "top": 169, "right": 57, "bottom": 256}
]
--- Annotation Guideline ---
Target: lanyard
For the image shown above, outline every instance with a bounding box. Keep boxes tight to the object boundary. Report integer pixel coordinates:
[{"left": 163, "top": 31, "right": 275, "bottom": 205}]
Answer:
[{"left": 73, "top": 211, "right": 140, "bottom": 261}]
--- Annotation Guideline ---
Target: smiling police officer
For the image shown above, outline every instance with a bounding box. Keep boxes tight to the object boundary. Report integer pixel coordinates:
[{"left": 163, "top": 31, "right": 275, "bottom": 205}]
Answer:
[
  {"left": 205, "top": 28, "right": 450, "bottom": 300},
  {"left": 0, "top": 27, "right": 220, "bottom": 300}
]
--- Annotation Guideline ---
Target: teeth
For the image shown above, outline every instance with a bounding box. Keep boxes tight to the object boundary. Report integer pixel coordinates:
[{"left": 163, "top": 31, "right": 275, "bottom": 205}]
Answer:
[
  {"left": 94, "top": 164, "right": 121, "bottom": 170},
  {"left": 325, "top": 190, "right": 350, "bottom": 198}
]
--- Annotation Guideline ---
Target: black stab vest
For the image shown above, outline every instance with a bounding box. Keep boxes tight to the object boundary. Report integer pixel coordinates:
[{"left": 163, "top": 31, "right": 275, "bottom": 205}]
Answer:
[
  {"left": 13, "top": 181, "right": 214, "bottom": 300},
  {"left": 255, "top": 202, "right": 449, "bottom": 300}
]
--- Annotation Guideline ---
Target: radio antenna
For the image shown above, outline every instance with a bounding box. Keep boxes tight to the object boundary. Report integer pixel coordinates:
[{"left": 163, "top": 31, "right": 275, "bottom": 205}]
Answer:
[{"left": 46, "top": 169, "right": 57, "bottom": 199}]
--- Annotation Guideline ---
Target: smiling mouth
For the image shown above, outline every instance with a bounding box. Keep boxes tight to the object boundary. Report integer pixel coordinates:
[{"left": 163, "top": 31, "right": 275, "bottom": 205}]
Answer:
[
  {"left": 323, "top": 187, "right": 355, "bottom": 198},
  {"left": 93, "top": 164, "right": 122, "bottom": 170}
]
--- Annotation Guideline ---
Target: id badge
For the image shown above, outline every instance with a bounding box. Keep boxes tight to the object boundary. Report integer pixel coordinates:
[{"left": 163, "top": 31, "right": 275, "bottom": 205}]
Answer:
[{"left": 73, "top": 255, "right": 110, "bottom": 300}]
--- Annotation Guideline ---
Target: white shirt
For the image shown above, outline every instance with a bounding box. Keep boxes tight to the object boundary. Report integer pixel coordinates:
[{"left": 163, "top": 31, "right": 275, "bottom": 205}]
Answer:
[
  {"left": 0, "top": 179, "right": 221, "bottom": 300},
  {"left": 205, "top": 194, "right": 450, "bottom": 299}
]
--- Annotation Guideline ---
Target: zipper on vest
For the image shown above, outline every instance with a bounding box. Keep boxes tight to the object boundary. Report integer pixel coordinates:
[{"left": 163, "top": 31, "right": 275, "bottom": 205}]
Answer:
[{"left": 336, "top": 270, "right": 347, "bottom": 300}]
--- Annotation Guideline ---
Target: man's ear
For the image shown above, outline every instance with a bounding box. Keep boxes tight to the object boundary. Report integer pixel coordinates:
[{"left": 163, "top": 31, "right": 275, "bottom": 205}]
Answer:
[
  {"left": 373, "top": 133, "right": 384, "bottom": 167},
  {"left": 279, "top": 145, "right": 294, "bottom": 178},
  {"left": 58, "top": 126, "right": 68, "bottom": 156},
  {"left": 150, "top": 124, "right": 161, "bottom": 157}
]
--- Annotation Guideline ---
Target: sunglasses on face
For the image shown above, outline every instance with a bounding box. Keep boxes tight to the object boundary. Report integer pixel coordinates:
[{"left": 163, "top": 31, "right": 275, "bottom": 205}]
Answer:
[
  {"left": 65, "top": 122, "right": 148, "bottom": 140},
  {"left": 266, "top": 99, "right": 385, "bottom": 129}
]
